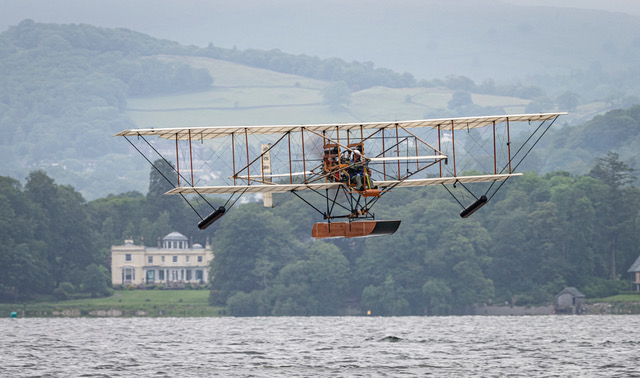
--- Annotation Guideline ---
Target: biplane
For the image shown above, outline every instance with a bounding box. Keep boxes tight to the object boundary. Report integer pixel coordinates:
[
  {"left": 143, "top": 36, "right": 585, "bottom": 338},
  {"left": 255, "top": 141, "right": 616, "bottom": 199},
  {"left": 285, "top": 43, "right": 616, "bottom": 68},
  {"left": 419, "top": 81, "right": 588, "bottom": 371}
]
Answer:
[{"left": 115, "top": 112, "right": 565, "bottom": 239}]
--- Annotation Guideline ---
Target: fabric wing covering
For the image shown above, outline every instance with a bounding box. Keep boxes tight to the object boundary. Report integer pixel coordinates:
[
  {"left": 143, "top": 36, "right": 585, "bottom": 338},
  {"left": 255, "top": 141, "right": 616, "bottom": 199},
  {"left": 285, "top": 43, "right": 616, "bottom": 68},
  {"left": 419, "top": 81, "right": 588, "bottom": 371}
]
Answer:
[
  {"left": 115, "top": 113, "right": 566, "bottom": 140},
  {"left": 165, "top": 174, "right": 521, "bottom": 195}
]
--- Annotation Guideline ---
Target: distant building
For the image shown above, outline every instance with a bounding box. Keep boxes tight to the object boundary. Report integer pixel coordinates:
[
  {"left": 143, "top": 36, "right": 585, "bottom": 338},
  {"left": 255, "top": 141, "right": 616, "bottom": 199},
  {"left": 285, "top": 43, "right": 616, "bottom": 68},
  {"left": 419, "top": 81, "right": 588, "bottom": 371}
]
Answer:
[
  {"left": 111, "top": 232, "right": 213, "bottom": 286},
  {"left": 628, "top": 255, "right": 640, "bottom": 291},
  {"left": 555, "top": 287, "right": 586, "bottom": 314}
]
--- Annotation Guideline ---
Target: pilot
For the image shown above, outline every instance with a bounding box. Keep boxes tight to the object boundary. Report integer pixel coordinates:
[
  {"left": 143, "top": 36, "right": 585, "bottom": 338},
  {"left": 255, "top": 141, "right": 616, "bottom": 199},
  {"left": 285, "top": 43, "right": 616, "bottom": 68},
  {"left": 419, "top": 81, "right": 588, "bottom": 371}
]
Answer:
[
  {"left": 323, "top": 149, "right": 335, "bottom": 181},
  {"left": 351, "top": 149, "right": 365, "bottom": 191}
]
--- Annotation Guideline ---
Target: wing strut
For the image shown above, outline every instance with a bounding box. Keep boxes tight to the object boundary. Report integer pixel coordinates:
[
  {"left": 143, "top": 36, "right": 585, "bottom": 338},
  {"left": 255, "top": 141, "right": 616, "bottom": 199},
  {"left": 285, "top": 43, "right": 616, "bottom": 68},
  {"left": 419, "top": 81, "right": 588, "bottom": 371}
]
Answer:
[
  {"left": 125, "top": 134, "right": 218, "bottom": 224},
  {"left": 439, "top": 114, "right": 562, "bottom": 217},
  {"left": 485, "top": 114, "right": 560, "bottom": 202}
]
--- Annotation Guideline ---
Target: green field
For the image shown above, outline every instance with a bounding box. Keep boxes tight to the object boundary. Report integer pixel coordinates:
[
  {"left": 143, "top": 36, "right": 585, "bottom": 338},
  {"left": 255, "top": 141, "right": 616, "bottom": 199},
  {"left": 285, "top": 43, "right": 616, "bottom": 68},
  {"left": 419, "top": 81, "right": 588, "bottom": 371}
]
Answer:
[
  {"left": 1, "top": 290, "right": 223, "bottom": 318},
  {"left": 125, "top": 55, "right": 541, "bottom": 129},
  {"left": 126, "top": 54, "right": 611, "bottom": 133}
]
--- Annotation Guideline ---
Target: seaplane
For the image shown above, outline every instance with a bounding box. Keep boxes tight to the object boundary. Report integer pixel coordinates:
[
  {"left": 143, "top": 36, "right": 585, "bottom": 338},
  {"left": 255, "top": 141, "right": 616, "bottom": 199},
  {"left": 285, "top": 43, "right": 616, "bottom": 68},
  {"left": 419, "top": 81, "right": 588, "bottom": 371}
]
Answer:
[{"left": 116, "top": 112, "right": 565, "bottom": 238}]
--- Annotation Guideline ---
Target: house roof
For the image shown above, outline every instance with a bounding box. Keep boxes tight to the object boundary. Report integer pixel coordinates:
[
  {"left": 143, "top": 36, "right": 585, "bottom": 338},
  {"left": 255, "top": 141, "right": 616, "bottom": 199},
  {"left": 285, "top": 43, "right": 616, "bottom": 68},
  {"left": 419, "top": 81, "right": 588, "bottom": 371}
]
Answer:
[
  {"left": 628, "top": 255, "right": 640, "bottom": 273},
  {"left": 556, "top": 287, "right": 586, "bottom": 298},
  {"left": 163, "top": 232, "right": 188, "bottom": 241}
]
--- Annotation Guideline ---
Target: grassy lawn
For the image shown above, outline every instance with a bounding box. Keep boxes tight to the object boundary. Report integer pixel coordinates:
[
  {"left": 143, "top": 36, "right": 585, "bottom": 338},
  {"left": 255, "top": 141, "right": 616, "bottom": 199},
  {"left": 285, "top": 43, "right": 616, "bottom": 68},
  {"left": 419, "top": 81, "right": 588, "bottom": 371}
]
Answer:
[
  {"left": 69, "top": 289, "right": 209, "bottom": 305},
  {"left": 1, "top": 290, "right": 224, "bottom": 318},
  {"left": 589, "top": 293, "right": 640, "bottom": 303}
]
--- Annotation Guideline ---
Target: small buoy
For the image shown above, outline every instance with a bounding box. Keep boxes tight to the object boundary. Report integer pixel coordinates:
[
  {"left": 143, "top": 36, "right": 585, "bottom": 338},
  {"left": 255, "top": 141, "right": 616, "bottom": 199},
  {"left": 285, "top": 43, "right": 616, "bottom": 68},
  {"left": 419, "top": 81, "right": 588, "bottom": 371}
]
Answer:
[
  {"left": 367, "top": 310, "right": 371, "bottom": 315},
  {"left": 10, "top": 312, "right": 17, "bottom": 318}
]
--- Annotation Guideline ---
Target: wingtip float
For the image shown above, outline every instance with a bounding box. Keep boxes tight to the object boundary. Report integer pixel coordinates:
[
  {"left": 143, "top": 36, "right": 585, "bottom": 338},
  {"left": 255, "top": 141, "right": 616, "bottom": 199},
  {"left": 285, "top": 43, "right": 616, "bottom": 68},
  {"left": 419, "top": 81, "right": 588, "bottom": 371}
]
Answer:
[
  {"left": 460, "top": 195, "right": 488, "bottom": 218},
  {"left": 198, "top": 206, "right": 226, "bottom": 230}
]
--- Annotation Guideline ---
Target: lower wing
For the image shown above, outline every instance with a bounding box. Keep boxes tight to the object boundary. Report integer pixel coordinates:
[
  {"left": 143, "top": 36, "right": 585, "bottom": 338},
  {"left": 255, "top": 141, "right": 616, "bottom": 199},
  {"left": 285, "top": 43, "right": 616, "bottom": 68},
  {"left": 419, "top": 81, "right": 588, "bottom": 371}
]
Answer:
[{"left": 165, "top": 173, "right": 521, "bottom": 195}]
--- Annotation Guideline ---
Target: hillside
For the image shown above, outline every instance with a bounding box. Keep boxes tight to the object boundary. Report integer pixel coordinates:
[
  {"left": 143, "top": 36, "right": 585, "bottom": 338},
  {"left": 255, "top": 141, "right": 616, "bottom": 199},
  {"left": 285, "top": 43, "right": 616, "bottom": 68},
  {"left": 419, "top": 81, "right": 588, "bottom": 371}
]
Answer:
[
  {"left": 5, "top": 0, "right": 640, "bottom": 83},
  {"left": 539, "top": 105, "right": 640, "bottom": 175},
  {"left": 127, "top": 55, "right": 533, "bottom": 127},
  {"left": 1, "top": 20, "right": 639, "bottom": 199}
]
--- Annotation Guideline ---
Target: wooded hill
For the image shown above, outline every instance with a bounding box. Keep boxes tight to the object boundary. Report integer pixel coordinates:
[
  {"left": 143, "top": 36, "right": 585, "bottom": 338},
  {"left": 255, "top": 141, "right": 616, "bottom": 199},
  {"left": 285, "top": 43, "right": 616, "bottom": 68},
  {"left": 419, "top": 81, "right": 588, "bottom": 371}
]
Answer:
[{"left": 1, "top": 21, "right": 640, "bottom": 199}]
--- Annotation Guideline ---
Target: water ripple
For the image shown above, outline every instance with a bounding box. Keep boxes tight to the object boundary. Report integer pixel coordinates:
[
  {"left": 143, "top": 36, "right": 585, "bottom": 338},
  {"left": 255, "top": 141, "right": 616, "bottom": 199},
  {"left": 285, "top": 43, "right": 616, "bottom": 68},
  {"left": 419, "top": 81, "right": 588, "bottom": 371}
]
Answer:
[{"left": 1, "top": 316, "right": 640, "bottom": 376}]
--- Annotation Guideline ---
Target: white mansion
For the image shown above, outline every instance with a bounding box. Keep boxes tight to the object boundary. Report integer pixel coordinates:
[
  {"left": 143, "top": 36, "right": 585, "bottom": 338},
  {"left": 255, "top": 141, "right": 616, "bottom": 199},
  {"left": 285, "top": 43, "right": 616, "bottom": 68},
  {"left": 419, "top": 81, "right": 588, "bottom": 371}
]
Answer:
[{"left": 111, "top": 232, "right": 213, "bottom": 286}]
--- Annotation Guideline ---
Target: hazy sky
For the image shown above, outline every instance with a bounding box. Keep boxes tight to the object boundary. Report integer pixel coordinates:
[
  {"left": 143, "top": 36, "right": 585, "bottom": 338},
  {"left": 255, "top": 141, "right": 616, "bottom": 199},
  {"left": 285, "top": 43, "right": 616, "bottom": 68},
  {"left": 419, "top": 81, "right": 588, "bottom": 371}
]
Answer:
[
  {"left": 2, "top": 0, "right": 639, "bottom": 81},
  {"left": 501, "top": 0, "right": 640, "bottom": 16},
  {"left": 3, "top": 0, "right": 639, "bottom": 47}
]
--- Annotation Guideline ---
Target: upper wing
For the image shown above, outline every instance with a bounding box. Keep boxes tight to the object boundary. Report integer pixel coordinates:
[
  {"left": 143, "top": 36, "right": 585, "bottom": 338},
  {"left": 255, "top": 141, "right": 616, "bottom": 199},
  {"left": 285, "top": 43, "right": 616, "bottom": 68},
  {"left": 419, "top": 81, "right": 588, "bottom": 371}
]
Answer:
[
  {"left": 115, "top": 113, "right": 567, "bottom": 140},
  {"left": 165, "top": 173, "right": 521, "bottom": 195}
]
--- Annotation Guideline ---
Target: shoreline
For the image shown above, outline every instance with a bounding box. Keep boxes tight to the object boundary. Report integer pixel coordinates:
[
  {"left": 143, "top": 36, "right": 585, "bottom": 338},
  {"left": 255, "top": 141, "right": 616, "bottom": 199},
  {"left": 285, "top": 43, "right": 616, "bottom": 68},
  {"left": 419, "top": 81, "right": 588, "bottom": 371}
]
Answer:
[{"left": 3, "top": 302, "right": 640, "bottom": 318}]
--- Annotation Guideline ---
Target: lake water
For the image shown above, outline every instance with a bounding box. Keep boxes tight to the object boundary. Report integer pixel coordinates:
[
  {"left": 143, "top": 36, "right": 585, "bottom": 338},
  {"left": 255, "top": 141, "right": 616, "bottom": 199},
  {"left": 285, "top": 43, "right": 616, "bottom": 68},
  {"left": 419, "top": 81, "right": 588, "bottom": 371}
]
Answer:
[{"left": 1, "top": 315, "right": 639, "bottom": 377}]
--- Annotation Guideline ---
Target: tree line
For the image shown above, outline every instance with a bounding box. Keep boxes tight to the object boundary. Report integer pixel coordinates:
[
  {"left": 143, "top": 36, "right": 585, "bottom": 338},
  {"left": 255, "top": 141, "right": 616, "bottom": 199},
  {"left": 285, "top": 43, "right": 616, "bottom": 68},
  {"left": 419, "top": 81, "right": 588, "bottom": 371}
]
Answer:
[{"left": 1, "top": 152, "right": 638, "bottom": 314}]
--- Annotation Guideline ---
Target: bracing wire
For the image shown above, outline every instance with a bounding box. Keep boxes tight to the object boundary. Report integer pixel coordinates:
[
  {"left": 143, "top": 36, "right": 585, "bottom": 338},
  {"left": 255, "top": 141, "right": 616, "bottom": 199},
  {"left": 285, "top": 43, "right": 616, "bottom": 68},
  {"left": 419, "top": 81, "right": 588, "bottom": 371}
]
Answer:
[
  {"left": 124, "top": 135, "right": 205, "bottom": 219},
  {"left": 126, "top": 135, "right": 224, "bottom": 221},
  {"left": 485, "top": 116, "right": 559, "bottom": 201}
]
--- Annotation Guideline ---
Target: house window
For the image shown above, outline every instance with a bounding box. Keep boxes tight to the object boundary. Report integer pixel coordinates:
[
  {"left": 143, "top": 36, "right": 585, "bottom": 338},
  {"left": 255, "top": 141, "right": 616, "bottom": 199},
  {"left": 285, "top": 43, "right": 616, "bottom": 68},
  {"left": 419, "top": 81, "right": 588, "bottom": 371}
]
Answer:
[
  {"left": 186, "top": 270, "right": 192, "bottom": 281},
  {"left": 148, "top": 256, "right": 153, "bottom": 264},
  {"left": 196, "top": 270, "right": 203, "bottom": 283},
  {"left": 173, "top": 256, "right": 178, "bottom": 263},
  {"left": 161, "top": 256, "right": 165, "bottom": 263},
  {"left": 122, "top": 267, "right": 135, "bottom": 283},
  {"left": 159, "top": 270, "right": 165, "bottom": 280},
  {"left": 197, "top": 256, "right": 203, "bottom": 263},
  {"left": 186, "top": 256, "right": 190, "bottom": 263},
  {"left": 125, "top": 254, "right": 131, "bottom": 262}
]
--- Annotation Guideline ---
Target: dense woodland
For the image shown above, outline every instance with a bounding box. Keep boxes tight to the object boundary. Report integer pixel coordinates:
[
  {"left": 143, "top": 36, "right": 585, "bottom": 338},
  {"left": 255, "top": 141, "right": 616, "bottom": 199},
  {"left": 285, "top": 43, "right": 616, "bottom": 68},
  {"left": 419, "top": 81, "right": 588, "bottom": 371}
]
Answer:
[
  {"left": 2, "top": 21, "right": 640, "bottom": 314},
  {"left": 2, "top": 147, "right": 639, "bottom": 315}
]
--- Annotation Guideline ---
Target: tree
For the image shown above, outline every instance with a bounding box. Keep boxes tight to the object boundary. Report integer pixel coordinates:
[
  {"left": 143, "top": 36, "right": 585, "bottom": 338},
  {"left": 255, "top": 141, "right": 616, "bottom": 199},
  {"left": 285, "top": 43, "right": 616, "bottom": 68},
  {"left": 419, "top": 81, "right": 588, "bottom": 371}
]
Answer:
[
  {"left": 361, "top": 275, "right": 411, "bottom": 316},
  {"left": 588, "top": 152, "right": 638, "bottom": 280},
  {"left": 556, "top": 91, "right": 580, "bottom": 111},
  {"left": 321, "top": 81, "right": 351, "bottom": 111},
  {"left": 24, "top": 171, "right": 96, "bottom": 286},
  {"left": 429, "top": 221, "right": 494, "bottom": 312},
  {"left": 525, "top": 96, "right": 555, "bottom": 113},
  {"left": 271, "top": 242, "right": 349, "bottom": 315},
  {"left": 81, "top": 263, "right": 110, "bottom": 297},
  {"left": 589, "top": 152, "right": 635, "bottom": 189},
  {"left": 208, "top": 204, "right": 297, "bottom": 305},
  {"left": 422, "top": 278, "right": 452, "bottom": 315},
  {"left": 548, "top": 174, "right": 597, "bottom": 286},
  {"left": 448, "top": 91, "right": 473, "bottom": 109},
  {"left": 0, "top": 176, "right": 51, "bottom": 299}
]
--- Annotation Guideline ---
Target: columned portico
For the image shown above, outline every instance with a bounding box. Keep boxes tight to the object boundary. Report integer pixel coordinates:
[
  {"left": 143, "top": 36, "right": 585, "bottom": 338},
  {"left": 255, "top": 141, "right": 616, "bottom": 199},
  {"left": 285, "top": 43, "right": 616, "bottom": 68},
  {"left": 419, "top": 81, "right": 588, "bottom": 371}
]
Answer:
[{"left": 142, "top": 266, "right": 207, "bottom": 284}]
